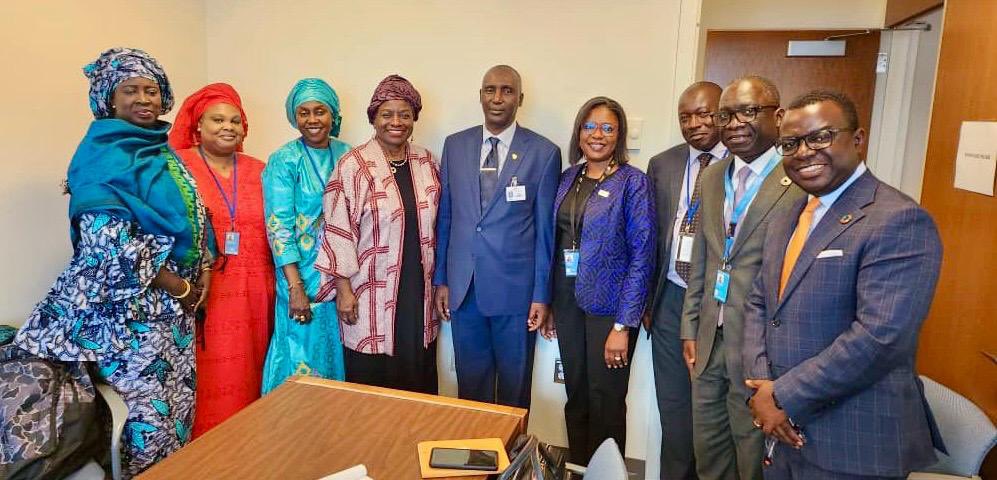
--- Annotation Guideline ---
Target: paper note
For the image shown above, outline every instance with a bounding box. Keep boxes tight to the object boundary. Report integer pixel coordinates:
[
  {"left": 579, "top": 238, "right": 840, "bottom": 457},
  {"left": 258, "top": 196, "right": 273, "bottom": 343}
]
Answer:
[{"left": 953, "top": 121, "right": 997, "bottom": 196}]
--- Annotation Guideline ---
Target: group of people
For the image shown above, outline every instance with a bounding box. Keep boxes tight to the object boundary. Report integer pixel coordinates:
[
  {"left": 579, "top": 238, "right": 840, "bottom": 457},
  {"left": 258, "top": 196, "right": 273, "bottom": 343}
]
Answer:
[{"left": 10, "top": 46, "right": 946, "bottom": 480}]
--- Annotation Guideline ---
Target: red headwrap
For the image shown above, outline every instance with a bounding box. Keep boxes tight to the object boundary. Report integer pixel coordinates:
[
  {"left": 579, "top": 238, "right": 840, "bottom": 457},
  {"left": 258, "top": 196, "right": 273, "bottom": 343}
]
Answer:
[{"left": 168, "top": 83, "right": 248, "bottom": 151}]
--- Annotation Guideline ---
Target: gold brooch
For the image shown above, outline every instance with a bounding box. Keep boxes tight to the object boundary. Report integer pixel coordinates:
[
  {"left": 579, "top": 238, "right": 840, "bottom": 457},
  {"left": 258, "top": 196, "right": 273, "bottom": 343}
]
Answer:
[
  {"left": 839, "top": 214, "right": 853, "bottom": 224},
  {"left": 511, "top": 153, "right": 519, "bottom": 161},
  {"left": 780, "top": 176, "right": 792, "bottom": 186}
]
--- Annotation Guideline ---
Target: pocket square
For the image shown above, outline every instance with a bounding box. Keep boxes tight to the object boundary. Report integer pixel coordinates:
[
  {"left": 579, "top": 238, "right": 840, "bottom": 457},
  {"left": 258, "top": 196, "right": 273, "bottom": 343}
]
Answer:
[{"left": 817, "top": 249, "right": 843, "bottom": 259}]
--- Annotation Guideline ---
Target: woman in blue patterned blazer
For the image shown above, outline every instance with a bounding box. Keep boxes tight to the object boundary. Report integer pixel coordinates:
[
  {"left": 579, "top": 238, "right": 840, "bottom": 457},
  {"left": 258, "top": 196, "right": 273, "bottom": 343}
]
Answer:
[{"left": 549, "top": 96, "right": 656, "bottom": 464}]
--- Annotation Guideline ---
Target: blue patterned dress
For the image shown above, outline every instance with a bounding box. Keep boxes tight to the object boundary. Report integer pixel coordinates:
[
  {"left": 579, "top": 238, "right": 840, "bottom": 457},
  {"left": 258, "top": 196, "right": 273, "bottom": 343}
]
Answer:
[
  {"left": 260, "top": 138, "right": 350, "bottom": 393},
  {"left": 15, "top": 155, "right": 210, "bottom": 478}
]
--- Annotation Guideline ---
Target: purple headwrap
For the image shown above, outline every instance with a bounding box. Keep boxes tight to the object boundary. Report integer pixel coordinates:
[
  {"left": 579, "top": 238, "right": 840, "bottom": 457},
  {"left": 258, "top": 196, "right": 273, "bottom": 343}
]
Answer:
[
  {"left": 367, "top": 74, "right": 422, "bottom": 123},
  {"left": 83, "top": 47, "right": 173, "bottom": 119}
]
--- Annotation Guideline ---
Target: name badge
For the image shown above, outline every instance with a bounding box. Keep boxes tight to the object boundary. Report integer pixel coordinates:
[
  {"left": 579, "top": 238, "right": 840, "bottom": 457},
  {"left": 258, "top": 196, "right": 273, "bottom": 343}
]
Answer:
[
  {"left": 563, "top": 249, "right": 580, "bottom": 277},
  {"left": 676, "top": 233, "right": 695, "bottom": 263},
  {"left": 713, "top": 268, "right": 730, "bottom": 303},
  {"left": 506, "top": 185, "right": 526, "bottom": 202},
  {"left": 597, "top": 189, "right": 610, "bottom": 198},
  {"left": 224, "top": 231, "right": 240, "bottom": 255}
]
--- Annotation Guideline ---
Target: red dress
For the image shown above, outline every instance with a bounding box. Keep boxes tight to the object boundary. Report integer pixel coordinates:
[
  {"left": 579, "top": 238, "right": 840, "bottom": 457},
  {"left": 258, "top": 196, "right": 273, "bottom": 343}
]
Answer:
[{"left": 178, "top": 148, "right": 276, "bottom": 438}]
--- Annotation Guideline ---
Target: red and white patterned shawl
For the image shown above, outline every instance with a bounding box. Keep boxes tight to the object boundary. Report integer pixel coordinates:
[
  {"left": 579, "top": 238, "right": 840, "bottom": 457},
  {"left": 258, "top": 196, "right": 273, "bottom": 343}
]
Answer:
[{"left": 314, "top": 139, "right": 441, "bottom": 355}]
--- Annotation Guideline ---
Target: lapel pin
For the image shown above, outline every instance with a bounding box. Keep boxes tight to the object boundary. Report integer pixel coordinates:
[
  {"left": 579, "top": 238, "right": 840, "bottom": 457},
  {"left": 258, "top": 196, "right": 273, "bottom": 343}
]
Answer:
[
  {"left": 511, "top": 153, "right": 519, "bottom": 161},
  {"left": 780, "top": 176, "right": 792, "bottom": 186},
  {"left": 839, "top": 214, "right": 853, "bottom": 224}
]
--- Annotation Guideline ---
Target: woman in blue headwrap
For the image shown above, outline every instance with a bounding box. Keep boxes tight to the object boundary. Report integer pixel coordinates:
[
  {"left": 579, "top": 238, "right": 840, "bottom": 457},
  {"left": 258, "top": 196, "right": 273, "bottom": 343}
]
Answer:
[
  {"left": 260, "top": 78, "right": 350, "bottom": 392},
  {"left": 14, "top": 48, "right": 212, "bottom": 477}
]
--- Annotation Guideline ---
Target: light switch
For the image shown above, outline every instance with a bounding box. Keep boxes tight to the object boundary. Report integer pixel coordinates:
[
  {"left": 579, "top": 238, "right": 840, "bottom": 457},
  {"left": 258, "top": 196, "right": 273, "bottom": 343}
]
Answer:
[{"left": 628, "top": 117, "right": 643, "bottom": 150}]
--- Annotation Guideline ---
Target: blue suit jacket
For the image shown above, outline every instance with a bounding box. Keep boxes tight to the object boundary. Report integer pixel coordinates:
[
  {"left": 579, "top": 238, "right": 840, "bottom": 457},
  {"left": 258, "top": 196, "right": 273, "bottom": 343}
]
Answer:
[
  {"left": 433, "top": 125, "right": 561, "bottom": 316},
  {"left": 742, "top": 171, "right": 944, "bottom": 477},
  {"left": 553, "top": 164, "right": 656, "bottom": 327}
]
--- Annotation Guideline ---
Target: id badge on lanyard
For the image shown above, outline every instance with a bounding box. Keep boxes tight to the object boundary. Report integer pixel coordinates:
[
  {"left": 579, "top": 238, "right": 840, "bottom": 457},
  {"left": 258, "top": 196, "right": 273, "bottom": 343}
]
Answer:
[
  {"left": 676, "top": 232, "right": 695, "bottom": 263},
  {"left": 563, "top": 249, "right": 580, "bottom": 277},
  {"left": 224, "top": 231, "right": 240, "bottom": 255},
  {"left": 713, "top": 237, "right": 735, "bottom": 303}
]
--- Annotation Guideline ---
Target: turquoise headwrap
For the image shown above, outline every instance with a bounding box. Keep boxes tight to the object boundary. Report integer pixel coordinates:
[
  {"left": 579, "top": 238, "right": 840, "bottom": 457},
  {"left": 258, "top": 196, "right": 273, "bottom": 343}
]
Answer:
[{"left": 285, "top": 78, "right": 342, "bottom": 137}]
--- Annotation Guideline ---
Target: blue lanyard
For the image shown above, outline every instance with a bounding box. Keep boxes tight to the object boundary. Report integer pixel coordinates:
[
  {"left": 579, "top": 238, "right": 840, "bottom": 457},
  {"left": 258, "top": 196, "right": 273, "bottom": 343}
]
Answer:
[
  {"left": 198, "top": 146, "right": 238, "bottom": 230},
  {"left": 721, "top": 152, "right": 779, "bottom": 261},
  {"left": 683, "top": 148, "right": 727, "bottom": 225},
  {"left": 299, "top": 138, "right": 330, "bottom": 186}
]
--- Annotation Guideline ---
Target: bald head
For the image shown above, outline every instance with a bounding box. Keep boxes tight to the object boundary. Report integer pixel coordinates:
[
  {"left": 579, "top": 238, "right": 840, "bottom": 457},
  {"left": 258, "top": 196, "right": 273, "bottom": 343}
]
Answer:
[
  {"left": 678, "top": 81, "right": 723, "bottom": 151},
  {"left": 483, "top": 65, "right": 522, "bottom": 90},
  {"left": 480, "top": 65, "right": 524, "bottom": 134}
]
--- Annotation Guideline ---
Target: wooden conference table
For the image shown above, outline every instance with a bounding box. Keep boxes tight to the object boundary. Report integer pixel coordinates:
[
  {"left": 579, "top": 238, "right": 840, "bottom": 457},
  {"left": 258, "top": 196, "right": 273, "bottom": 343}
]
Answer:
[{"left": 139, "top": 377, "right": 527, "bottom": 479}]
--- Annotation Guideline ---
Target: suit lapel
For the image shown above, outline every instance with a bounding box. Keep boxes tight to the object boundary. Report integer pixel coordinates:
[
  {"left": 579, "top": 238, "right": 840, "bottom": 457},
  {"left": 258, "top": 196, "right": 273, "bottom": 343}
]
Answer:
[
  {"left": 469, "top": 126, "right": 484, "bottom": 218},
  {"left": 482, "top": 128, "right": 529, "bottom": 218},
  {"left": 766, "top": 196, "right": 806, "bottom": 313},
  {"left": 729, "top": 163, "right": 793, "bottom": 260},
  {"left": 666, "top": 145, "right": 689, "bottom": 211},
  {"left": 705, "top": 155, "right": 733, "bottom": 256},
  {"left": 776, "top": 172, "right": 877, "bottom": 311}
]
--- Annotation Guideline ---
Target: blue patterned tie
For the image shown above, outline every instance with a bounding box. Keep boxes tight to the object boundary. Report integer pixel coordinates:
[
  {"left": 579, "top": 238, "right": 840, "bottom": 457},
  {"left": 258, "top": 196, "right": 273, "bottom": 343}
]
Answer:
[{"left": 480, "top": 137, "right": 500, "bottom": 211}]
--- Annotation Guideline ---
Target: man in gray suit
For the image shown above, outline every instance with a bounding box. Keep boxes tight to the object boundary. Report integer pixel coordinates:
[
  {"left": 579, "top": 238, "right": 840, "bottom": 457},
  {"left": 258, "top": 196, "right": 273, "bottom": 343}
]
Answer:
[
  {"left": 743, "top": 91, "right": 943, "bottom": 479},
  {"left": 646, "top": 81, "right": 726, "bottom": 480},
  {"left": 681, "top": 76, "right": 805, "bottom": 480}
]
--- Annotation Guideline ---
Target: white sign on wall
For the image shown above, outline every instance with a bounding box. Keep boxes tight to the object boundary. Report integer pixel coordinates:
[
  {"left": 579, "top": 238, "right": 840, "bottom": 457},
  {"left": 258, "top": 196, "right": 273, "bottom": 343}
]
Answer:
[{"left": 954, "top": 121, "right": 997, "bottom": 196}]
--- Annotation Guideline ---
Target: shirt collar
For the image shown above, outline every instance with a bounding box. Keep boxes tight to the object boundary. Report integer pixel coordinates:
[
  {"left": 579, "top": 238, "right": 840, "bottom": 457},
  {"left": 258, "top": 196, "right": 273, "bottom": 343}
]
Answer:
[
  {"left": 813, "top": 162, "right": 867, "bottom": 209},
  {"left": 483, "top": 122, "right": 517, "bottom": 147},
  {"left": 733, "top": 146, "right": 778, "bottom": 178},
  {"left": 689, "top": 142, "right": 729, "bottom": 163}
]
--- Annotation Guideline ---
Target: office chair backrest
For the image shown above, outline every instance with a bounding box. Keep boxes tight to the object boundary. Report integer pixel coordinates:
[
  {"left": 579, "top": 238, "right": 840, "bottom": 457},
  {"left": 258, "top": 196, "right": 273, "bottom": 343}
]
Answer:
[{"left": 919, "top": 375, "right": 997, "bottom": 477}]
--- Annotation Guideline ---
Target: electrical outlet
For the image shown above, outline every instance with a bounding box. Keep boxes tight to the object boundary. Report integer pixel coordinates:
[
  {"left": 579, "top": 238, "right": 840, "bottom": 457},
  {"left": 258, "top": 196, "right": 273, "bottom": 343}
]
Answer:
[{"left": 876, "top": 52, "right": 889, "bottom": 73}]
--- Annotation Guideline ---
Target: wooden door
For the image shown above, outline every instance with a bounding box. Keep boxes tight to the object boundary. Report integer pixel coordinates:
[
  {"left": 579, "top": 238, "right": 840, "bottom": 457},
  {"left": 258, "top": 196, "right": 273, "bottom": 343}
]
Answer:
[
  {"left": 917, "top": 1, "right": 997, "bottom": 475},
  {"left": 704, "top": 30, "right": 881, "bottom": 130}
]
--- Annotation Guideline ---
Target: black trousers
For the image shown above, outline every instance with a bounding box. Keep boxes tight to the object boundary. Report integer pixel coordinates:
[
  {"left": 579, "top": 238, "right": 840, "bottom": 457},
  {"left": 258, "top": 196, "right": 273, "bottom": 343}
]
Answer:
[
  {"left": 651, "top": 280, "right": 697, "bottom": 479},
  {"left": 553, "top": 266, "right": 638, "bottom": 465}
]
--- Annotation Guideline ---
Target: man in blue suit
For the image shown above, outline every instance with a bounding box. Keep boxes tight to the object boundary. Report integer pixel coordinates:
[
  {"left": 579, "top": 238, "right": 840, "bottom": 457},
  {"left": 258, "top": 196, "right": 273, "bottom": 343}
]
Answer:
[
  {"left": 434, "top": 65, "right": 561, "bottom": 407},
  {"left": 743, "top": 90, "right": 944, "bottom": 479}
]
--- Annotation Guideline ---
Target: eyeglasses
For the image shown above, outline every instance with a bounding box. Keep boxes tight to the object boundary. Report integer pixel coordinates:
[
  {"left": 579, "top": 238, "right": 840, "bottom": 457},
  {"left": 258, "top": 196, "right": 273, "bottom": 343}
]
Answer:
[
  {"left": 776, "top": 127, "right": 854, "bottom": 156},
  {"left": 712, "top": 105, "right": 779, "bottom": 127},
  {"left": 582, "top": 121, "right": 617, "bottom": 135}
]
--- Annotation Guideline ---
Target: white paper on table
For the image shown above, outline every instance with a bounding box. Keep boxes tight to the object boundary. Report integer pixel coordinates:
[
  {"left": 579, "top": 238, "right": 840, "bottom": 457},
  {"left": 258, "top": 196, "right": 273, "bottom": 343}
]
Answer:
[
  {"left": 317, "top": 464, "right": 370, "bottom": 480},
  {"left": 953, "top": 121, "right": 997, "bottom": 196}
]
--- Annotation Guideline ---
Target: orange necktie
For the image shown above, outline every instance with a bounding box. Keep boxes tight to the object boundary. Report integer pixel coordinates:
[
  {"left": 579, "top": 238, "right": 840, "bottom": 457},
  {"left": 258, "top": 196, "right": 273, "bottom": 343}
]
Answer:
[{"left": 779, "top": 197, "right": 822, "bottom": 299}]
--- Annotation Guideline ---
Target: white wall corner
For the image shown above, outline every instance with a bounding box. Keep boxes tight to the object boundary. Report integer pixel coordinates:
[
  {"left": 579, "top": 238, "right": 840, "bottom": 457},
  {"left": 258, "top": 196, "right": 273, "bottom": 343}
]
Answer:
[{"left": 869, "top": 29, "right": 921, "bottom": 190}]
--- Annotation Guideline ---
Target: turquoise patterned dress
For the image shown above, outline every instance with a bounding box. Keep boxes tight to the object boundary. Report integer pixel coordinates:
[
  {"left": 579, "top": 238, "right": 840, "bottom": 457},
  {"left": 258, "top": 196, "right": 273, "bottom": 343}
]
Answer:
[
  {"left": 261, "top": 137, "right": 351, "bottom": 393},
  {"left": 15, "top": 149, "right": 210, "bottom": 478}
]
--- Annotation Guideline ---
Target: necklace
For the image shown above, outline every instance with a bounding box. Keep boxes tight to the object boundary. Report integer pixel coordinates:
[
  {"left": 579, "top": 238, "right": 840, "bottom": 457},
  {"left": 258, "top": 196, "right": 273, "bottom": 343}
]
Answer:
[{"left": 384, "top": 145, "right": 410, "bottom": 173}]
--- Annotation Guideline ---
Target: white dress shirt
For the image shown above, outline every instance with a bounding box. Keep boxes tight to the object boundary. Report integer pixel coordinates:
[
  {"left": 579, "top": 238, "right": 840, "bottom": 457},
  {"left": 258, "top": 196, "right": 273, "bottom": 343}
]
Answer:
[
  {"left": 480, "top": 123, "right": 517, "bottom": 174},
  {"left": 809, "top": 162, "right": 867, "bottom": 234},
  {"left": 667, "top": 142, "right": 729, "bottom": 289}
]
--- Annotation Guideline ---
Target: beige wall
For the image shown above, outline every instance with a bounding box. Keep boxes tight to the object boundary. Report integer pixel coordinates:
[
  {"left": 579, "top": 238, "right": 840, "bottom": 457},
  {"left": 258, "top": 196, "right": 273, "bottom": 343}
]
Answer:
[
  {"left": 0, "top": 1, "right": 207, "bottom": 325},
  {"left": 204, "top": 0, "right": 684, "bottom": 170},
  {"left": 702, "top": 0, "right": 887, "bottom": 29}
]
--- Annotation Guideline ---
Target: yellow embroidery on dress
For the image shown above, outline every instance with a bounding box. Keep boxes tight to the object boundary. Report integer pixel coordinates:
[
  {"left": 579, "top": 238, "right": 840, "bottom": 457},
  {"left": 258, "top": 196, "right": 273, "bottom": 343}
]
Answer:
[
  {"left": 295, "top": 213, "right": 311, "bottom": 231},
  {"left": 299, "top": 234, "right": 314, "bottom": 251},
  {"left": 273, "top": 240, "right": 286, "bottom": 256},
  {"left": 294, "top": 361, "right": 312, "bottom": 376},
  {"left": 267, "top": 213, "right": 282, "bottom": 232}
]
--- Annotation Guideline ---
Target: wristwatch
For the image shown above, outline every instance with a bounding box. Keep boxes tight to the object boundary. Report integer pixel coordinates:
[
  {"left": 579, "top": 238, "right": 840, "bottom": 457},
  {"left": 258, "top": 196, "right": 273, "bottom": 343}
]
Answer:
[{"left": 613, "top": 323, "right": 626, "bottom": 332}]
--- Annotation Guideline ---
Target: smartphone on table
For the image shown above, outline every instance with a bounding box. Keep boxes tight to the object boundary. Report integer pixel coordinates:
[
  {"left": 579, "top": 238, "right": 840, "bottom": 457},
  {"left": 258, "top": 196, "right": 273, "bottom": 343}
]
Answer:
[{"left": 429, "top": 447, "right": 499, "bottom": 471}]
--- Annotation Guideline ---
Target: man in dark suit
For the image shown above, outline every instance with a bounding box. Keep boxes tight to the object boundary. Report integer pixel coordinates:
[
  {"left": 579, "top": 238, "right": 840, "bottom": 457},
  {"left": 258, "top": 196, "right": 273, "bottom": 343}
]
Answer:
[
  {"left": 743, "top": 90, "right": 944, "bottom": 479},
  {"left": 646, "top": 81, "right": 726, "bottom": 480},
  {"left": 681, "top": 76, "right": 805, "bottom": 480},
  {"left": 434, "top": 65, "right": 561, "bottom": 407}
]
